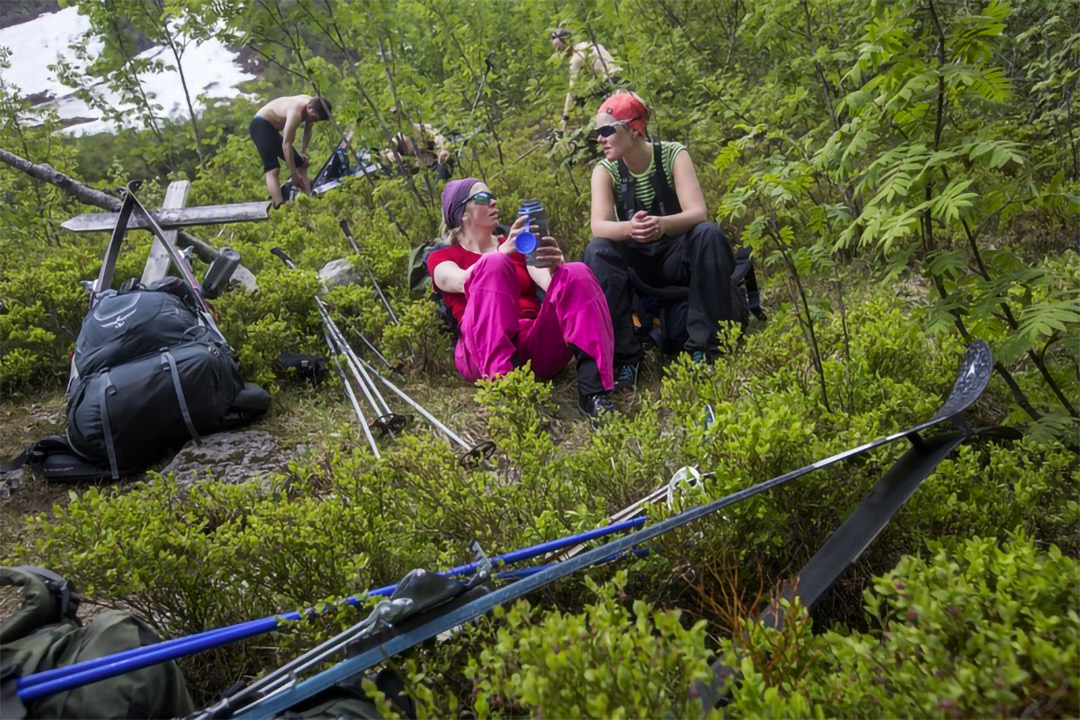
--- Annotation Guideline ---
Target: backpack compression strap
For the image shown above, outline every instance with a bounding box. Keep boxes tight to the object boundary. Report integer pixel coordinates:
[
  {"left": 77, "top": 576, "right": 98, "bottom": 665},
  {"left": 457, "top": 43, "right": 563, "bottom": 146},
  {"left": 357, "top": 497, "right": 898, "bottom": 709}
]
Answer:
[
  {"left": 99, "top": 372, "right": 120, "bottom": 481},
  {"left": 161, "top": 350, "right": 202, "bottom": 446}
]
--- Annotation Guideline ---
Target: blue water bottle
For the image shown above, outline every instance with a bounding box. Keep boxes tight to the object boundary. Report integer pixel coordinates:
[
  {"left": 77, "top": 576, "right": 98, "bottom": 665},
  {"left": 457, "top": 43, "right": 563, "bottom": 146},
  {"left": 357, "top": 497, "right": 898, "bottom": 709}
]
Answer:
[{"left": 516, "top": 200, "right": 549, "bottom": 267}]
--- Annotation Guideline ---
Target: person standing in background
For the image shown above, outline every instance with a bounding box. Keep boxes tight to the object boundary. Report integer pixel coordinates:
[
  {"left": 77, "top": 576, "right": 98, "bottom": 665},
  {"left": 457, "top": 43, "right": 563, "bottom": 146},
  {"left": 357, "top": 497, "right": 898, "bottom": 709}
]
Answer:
[{"left": 551, "top": 28, "right": 624, "bottom": 134}]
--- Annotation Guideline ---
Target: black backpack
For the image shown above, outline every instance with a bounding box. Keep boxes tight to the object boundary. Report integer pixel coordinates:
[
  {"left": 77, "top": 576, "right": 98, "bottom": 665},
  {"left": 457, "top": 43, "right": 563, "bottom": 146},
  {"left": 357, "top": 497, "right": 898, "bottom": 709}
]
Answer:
[
  {"left": 2, "top": 185, "right": 270, "bottom": 483},
  {"left": 4, "top": 279, "right": 270, "bottom": 481}
]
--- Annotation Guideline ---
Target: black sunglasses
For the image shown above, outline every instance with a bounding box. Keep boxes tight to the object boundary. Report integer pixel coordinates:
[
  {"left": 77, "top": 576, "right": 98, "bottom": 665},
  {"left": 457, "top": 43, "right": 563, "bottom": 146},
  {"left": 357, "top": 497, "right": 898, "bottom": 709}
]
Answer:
[
  {"left": 595, "top": 117, "right": 641, "bottom": 139},
  {"left": 595, "top": 123, "right": 626, "bottom": 139},
  {"left": 457, "top": 191, "right": 496, "bottom": 209}
]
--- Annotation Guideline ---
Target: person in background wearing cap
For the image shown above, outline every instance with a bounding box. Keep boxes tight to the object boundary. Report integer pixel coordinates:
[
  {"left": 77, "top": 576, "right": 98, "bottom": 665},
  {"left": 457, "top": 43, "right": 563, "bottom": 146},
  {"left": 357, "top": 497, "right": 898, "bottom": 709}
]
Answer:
[
  {"left": 550, "top": 28, "right": 624, "bottom": 134},
  {"left": 427, "top": 178, "right": 618, "bottom": 424},
  {"left": 584, "top": 91, "right": 745, "bottom": 387}
]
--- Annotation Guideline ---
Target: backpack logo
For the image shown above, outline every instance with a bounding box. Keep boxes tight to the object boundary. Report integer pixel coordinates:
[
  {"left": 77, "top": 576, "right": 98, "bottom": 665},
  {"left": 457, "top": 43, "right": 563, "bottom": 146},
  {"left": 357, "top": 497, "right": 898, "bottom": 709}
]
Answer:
[
  {"left": 101, "top": 307, "right": 138, "bottom": 329},
  {"left": 93, "top": 295, "right": 141, "bottom": 330}
]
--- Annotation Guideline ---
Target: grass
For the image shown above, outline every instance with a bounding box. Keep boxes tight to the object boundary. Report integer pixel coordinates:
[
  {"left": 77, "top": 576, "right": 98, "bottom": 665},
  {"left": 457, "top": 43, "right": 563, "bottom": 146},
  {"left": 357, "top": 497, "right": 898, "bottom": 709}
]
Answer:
[{"left": 1, "top": 386, "right": 70, "bottom": 550}]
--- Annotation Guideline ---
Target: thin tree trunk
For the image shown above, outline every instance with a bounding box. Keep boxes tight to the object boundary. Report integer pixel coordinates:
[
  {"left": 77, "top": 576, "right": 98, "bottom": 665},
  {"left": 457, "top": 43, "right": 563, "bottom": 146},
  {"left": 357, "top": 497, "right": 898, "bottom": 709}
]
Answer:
[
  {"left": 6, "top": 116, "right": 61, "bottom": 246},
  {"left": 0, "top": 146, "right": 220, "bottom": 264},
  {"left": 105, "top": 5, "right": 167, "bottom": 148},
  {"left": 166, "top": 40, "right": 207, "bottom": 170},
  {"left": 143, "top": 0, "right": 207, "bottom": 168},
  {"left": 770, "top": 224, "right": 833, "bottom": 413}
]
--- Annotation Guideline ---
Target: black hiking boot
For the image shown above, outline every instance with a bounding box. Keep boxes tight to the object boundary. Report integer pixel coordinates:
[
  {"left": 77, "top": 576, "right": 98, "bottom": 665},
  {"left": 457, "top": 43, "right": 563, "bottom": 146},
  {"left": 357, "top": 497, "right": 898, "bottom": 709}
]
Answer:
[{"left": 579, "top": 392, "right": 618, "bottom": 427}]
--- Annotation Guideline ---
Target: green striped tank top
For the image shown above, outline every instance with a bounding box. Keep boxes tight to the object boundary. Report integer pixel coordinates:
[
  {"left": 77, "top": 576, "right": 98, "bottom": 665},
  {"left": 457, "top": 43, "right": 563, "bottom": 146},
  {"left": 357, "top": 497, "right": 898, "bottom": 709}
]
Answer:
[{"left": 598, "top": 141, "right": 686, "bottom": 214}]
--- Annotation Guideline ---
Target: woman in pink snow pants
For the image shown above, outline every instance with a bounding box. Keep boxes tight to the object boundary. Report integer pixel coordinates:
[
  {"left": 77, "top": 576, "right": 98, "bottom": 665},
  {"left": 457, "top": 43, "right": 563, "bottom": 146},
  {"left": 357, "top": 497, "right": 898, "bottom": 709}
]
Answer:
[{"left": 426, "top": 177, "right": 617, "bottom": 423}]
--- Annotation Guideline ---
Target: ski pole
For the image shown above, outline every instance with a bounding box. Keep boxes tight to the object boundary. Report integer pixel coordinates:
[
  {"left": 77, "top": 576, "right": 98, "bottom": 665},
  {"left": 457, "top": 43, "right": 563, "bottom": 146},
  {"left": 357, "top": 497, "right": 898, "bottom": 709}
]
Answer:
[
  {"left": 340, "top": 316, "right": 402, "bottom": 374},
  {"left": 357, "top": 358, "right": 467, "bottom": 449},
  {"left": 321, "top": 304, "right": 408, "bottom": 438},
  {"left": 274, "top": 248, "right": 401, "bottom": 451},
  {"left": 320, "top": 306, "right": 385, "bottom": 417},
  {"left": 323, "top": 329, "right": 380, "bottom": 458},
  {"left": 18, "top": 516, "right": 649, "bottom": 701},
  {"left": 339, "top": 219, "right": 398, "bottom": 325},
  {"left": 357, "top": 358, "right": 495, "bottom": 467}
]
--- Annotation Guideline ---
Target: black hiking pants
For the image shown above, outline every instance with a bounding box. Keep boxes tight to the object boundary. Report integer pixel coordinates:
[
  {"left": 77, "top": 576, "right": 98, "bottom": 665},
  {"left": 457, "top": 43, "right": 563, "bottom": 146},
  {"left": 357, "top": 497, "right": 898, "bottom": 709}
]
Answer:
[{"left": 584, "top": 221, "right": 741, "bottom": 363}]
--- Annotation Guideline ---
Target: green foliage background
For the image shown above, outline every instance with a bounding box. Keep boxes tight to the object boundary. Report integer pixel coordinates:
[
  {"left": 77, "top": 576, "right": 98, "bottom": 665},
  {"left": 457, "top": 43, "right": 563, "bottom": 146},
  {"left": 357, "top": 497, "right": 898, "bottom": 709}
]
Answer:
[{"left": 1, "top": 0, "right": 1077, "bottom": 715}]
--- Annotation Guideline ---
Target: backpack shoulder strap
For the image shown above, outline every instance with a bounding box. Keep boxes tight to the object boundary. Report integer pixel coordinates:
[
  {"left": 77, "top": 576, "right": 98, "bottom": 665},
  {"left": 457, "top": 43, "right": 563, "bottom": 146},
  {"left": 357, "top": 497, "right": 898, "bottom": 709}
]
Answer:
[
  {"left": 648, "top": 142, "right": 680, "bottom": 217},
  {"left": 616, "top": 159, "right": 636, "bottom": 222}
]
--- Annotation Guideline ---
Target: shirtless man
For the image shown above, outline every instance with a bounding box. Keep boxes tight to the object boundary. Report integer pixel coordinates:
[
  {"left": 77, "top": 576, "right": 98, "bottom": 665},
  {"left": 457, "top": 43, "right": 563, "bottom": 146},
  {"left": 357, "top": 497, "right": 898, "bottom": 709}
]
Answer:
[
  {"left": 551, "top": 29, "right": 624, "bottom": 134},
  {"left": 248, "top": 94, "right": 333, "bottom": 206}
]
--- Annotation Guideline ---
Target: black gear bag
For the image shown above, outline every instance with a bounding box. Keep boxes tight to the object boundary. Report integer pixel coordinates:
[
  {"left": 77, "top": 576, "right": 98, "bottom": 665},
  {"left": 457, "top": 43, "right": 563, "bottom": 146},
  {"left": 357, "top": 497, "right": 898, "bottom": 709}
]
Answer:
[{"left": 1, "top": 182, "right": 270, "bottom": 482}]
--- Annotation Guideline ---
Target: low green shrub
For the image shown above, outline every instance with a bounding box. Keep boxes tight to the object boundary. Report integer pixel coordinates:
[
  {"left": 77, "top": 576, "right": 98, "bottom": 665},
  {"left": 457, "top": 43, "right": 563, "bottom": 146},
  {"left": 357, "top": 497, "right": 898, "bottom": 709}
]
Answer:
[
  {"left": 0, "top": 241, "right": 145, "bottom": 391},
  {"left": 11, "top": 291, "right": 1076, "bottom": 706},
  {"left": 467, "top": 572, "right": 715, "bottom": 720},
  {"left": 721, "top": 534, "right": 1080, "bottom": 719},
  {"left": 448, "top": 535, "right": 1077, "bottom": 719}
]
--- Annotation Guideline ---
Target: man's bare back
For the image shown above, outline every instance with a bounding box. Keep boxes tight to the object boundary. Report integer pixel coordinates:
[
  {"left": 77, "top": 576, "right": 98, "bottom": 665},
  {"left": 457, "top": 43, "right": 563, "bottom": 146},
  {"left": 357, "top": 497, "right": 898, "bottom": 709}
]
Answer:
[
  {"left": 255, "top": 95, "right": 313, "bottom": 131},
  {"left": 249, "top": 93, "right": 331, "bottom": 205}
]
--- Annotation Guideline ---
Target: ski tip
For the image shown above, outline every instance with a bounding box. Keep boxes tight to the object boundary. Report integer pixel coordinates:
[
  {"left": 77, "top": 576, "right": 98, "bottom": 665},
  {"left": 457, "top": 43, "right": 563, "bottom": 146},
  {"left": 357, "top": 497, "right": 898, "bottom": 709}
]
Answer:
[
  {"left": 962, "top": 340, "right": 993, "bottom": 380},
  {"left": 934, "top": 340, "right": 993, "bottom": 422}
]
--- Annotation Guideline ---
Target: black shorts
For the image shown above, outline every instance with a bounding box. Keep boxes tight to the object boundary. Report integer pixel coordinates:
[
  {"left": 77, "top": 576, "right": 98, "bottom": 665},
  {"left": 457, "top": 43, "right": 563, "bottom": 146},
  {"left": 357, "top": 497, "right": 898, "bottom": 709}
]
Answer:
[{"left": 249, "top": 116, "right": 302, "bottom": 172}]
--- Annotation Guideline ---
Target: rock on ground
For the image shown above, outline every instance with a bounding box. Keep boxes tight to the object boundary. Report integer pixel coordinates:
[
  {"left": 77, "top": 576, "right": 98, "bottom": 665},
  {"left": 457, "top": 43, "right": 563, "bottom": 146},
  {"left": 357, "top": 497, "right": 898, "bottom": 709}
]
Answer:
[
  {"left": 319, "top": 258, "right": 360, "bottom": 290},
  {"left": 158, "top": 430, "right": 291, "bottom": 488}
]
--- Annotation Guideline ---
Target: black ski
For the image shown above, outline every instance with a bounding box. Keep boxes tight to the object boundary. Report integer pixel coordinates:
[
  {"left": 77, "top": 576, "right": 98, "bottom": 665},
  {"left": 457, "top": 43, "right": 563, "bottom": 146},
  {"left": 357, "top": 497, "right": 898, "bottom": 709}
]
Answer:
[{"left": 234, "top": 341, "right": 998, "bottom": 720}]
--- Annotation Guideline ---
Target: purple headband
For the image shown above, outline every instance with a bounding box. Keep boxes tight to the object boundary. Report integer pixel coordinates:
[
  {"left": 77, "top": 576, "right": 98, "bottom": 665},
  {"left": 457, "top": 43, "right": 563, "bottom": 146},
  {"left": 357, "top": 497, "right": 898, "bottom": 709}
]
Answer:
[{"left": 442, "top": 177, "right": 481, "bottom": 230}]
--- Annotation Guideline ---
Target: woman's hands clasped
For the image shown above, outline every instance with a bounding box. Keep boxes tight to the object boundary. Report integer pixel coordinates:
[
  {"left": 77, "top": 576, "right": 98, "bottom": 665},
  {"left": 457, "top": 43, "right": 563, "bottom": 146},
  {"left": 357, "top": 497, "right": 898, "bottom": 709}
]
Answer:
[{"left": 629, "top": 210, "right": 665, "bottom": 243}]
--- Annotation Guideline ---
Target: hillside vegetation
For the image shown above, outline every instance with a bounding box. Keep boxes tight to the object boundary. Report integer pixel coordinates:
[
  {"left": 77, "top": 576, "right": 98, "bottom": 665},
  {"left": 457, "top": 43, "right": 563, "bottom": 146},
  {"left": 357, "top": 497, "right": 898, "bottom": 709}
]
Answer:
[{"left": 1, "top": 0, "right": 1077, "bottom": 716}]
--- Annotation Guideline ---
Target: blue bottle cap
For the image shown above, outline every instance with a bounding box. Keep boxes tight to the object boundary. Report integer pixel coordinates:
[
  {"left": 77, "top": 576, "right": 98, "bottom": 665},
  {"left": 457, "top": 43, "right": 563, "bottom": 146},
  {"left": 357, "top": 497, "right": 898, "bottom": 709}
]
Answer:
[{"left": 515, "top": 230, "right": 537, "bottom": 254}]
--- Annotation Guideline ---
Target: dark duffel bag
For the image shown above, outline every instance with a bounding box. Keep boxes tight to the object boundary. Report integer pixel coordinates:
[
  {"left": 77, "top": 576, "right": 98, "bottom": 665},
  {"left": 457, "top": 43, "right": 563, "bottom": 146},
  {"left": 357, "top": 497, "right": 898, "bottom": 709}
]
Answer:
[{"left": 0, "top": 566, "right": 194, "bottom": 719}]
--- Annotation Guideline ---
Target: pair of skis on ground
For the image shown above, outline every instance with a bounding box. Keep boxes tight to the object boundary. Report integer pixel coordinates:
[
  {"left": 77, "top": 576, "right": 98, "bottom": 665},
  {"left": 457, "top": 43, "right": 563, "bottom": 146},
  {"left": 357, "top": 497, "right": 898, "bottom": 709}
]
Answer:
[{"left": 229, "top": 341, "right": 1004, "bottom": 719}]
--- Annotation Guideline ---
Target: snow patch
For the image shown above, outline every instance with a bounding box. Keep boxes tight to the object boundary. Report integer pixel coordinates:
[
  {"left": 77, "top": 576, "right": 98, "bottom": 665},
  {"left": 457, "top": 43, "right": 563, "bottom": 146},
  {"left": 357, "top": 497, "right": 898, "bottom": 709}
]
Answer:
[{"left": 0, "top": 6, "right": 255, "bottom": 136}]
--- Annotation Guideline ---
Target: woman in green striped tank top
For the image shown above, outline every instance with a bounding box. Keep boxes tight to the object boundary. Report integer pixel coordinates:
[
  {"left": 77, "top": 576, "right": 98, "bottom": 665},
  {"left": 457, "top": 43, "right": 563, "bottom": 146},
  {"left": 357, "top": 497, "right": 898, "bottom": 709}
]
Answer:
[{"left": 583, "top": 91, "right": 747, "bottom": 381}]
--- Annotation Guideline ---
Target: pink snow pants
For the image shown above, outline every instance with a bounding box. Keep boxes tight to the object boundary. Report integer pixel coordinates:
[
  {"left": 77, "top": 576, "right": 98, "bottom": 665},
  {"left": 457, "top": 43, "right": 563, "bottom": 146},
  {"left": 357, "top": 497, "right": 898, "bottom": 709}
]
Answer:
[{"left": 455, "top": 253, "right": 615, "bottom": 391}]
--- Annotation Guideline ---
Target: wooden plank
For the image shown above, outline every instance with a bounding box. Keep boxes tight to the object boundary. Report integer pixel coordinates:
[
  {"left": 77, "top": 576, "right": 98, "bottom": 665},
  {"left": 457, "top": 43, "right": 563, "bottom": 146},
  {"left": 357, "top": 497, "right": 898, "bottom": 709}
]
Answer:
[
  {"left": 61, "top": 201, "right": 271, "bottom": 233},
  {"left": 140, "top": 181, "right": 190, "bottom": 285}
]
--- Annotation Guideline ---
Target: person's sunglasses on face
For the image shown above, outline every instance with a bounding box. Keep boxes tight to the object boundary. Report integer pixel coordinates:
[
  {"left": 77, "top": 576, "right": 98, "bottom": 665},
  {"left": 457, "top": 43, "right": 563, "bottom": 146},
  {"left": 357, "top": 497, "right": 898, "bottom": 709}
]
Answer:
[
  {"left": 456, "top": 191, "right": 496, "bottom": 210},
  {"left": 595, "top": 117, "right": 640, "bottom": 140}
]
